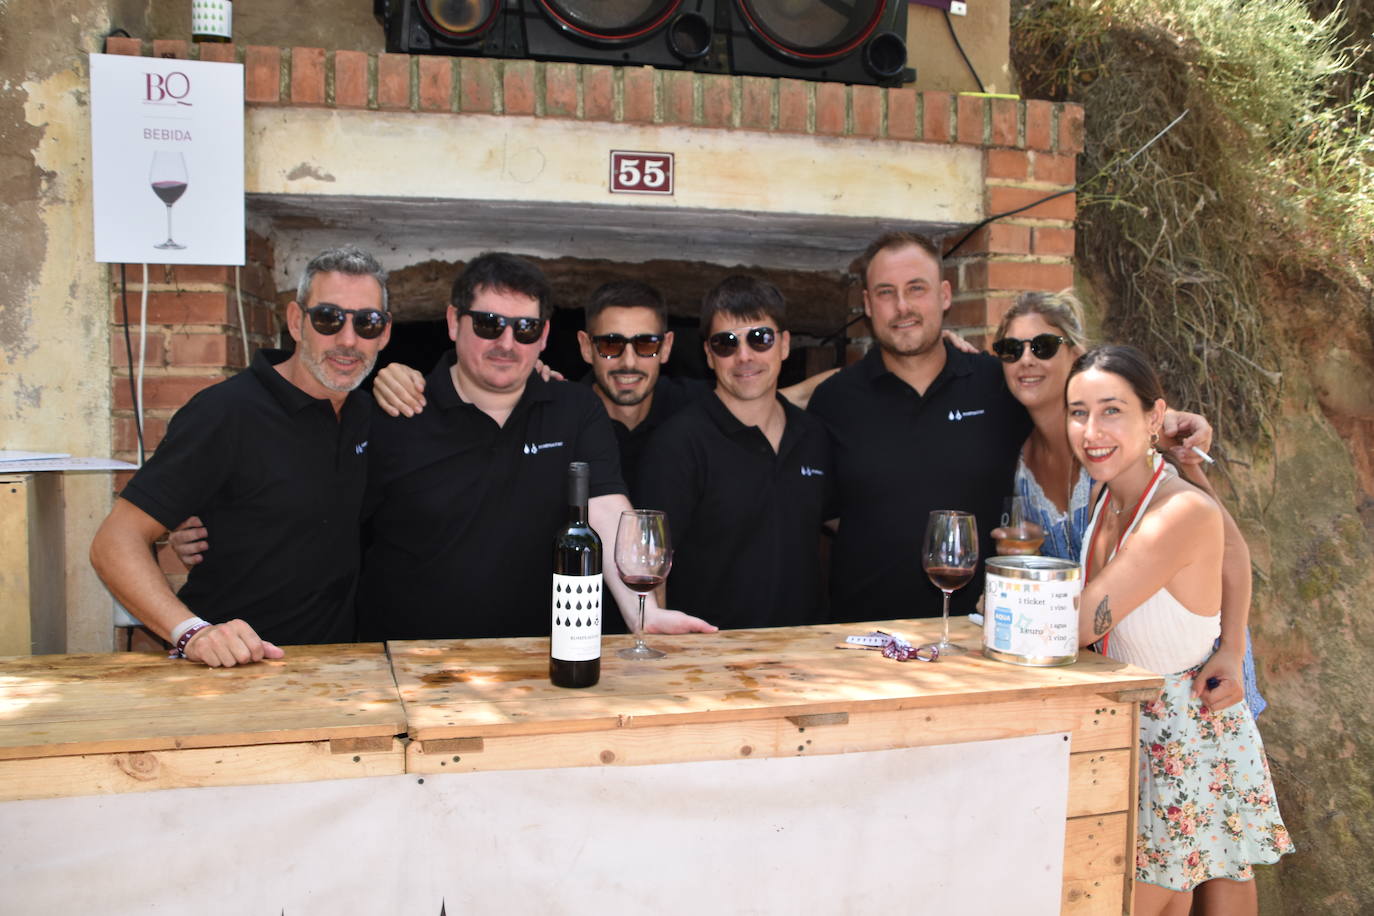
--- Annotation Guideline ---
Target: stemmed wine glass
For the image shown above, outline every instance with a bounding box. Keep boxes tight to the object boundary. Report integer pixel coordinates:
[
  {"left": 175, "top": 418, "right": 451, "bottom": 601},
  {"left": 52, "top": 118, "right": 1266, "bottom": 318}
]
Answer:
[
  {"left": 149, "top": 151, "right": 188, "bottom": 250},
  {"left": 615, "top": 509, "right": 672, "bottom": 660},
  {"left": 922, "top": 510, "right": 979, "bottom": 655}
]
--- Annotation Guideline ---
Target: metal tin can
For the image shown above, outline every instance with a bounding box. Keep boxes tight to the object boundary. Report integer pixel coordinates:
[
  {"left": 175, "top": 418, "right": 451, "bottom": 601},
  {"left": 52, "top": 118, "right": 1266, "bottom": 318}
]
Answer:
[{"left": 983, "top": 556, "right": 1082, "bottom": 667}]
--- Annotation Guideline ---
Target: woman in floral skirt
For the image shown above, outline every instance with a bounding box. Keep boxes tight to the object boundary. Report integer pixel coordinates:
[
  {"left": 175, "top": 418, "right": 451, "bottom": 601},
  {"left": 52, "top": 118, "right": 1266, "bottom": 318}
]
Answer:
[{"left": 1067, "top": 345, "right": 1292, "bottom": 915}]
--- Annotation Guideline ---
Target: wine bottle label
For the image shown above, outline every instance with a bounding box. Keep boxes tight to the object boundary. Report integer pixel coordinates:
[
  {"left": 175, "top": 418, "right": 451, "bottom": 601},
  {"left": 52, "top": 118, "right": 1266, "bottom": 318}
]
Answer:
[
  {"left": 191, "top": 1, "right": 232, "bottom": 39},
  {"left": 551, "top": 573, "right": 601, "bottom": 661}
]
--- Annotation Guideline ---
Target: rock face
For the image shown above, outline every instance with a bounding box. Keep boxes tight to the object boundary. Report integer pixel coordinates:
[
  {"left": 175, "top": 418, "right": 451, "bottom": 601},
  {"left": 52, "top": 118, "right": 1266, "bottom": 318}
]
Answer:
[{"left": 1239, "top": 294, "right": 1374, "bottom": 914}]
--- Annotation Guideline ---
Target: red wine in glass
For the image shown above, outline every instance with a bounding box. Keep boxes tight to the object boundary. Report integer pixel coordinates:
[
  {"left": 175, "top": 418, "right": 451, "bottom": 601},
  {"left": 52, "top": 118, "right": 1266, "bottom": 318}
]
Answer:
[
  {"left": 922, "top": 510, "right": 979, "bottom": 655},
  {"left": 149, "top": 151, "right": 188, "bottom": 250},
  {"left": 925, "top": 565, "right": 974, "bottom": 592},
  {"left": 621, "top": 574, "right": 665, "bottom": 594},
  {"left": 615, "top": 509, "right": 672, "bottom": 660}
]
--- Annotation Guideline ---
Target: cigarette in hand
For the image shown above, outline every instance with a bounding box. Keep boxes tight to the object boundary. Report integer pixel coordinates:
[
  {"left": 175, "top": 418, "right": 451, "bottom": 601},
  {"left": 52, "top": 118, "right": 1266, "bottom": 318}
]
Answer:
[{"left": 1190, "top": 446, "right": 1215, "bottom": 465}]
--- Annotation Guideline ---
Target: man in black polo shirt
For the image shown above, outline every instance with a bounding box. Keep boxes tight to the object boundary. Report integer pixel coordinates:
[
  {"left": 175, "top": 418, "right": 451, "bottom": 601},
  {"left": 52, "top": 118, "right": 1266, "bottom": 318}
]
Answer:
[
  {"left": 357, "top": 253, "right": 716, "bottom": 640},
  {"left": 809, "top": 232, "right": 1030, "bottom": 622},
  {"left": 637, "top": 276, "right": 834, "bottom": 628},
  {"left": 372, "top": 280, "right": 831, "bottom": 499},
  {"left": 573, "top": 280, "right": 708, "bottom": 497},
  {"left": 90, "top": 246, "right": 392, "bottom": 666}
]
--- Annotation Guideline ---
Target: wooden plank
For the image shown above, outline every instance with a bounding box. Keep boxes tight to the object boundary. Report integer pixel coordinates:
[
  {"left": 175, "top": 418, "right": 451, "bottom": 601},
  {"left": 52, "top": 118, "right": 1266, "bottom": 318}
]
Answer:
[
  {"left": 0, "top": 738, "right": 405, "bottom": 802},
  {"left": 1124, "top": 702, "right": 1142, "bottom": 912},
  {"left": 1066, "top": 749, "right": 1132, "bottom": 818},
  {"left": 1069, "top": 700, "right": 1137, "bottom": 754},
  {"left": 408, "top": 694, "right": 1119, "bottom": 775},
  {"left": 1062, "top": 812, "right": 1130, "bottom": 881},
  {"left": 1062, "top": 875, "right": 1126, "bottom": 916},
  {"left": 390, "top": 619, "right": 1163, "bottom": 740},
  {"left": 0, "top": 643, "right": 406, "bottom": 759}
]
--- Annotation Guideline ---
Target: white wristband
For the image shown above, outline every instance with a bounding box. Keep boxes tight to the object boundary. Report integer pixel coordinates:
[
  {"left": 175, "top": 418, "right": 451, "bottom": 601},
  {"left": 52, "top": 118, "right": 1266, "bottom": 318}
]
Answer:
[{"left": 169, "top": 616, "right": 209, "bottom": 646}]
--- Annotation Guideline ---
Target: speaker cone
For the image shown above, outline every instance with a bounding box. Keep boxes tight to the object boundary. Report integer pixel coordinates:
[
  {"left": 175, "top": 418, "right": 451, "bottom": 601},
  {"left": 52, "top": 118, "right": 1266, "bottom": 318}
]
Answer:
[
  {"left": 417, "top": 0, "right": 501, "bottom": 38},
  {"left": 536, "top": 0, "right": 685, "bottom": 42},
  {"left": 734, "top": 0, "right": 885, "bottom": 60}
]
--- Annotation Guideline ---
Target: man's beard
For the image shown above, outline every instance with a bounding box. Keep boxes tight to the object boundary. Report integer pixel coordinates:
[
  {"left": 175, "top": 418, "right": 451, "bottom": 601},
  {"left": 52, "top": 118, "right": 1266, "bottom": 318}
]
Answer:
[
  {"left": 599, "top": 369, "right": 652, "bottom": 406},
  {"left": 873, "top": 316, "right": 941, "bottom": 358},
  {"left": 301, "top": 344, "right": 375, "bottom": 393}
]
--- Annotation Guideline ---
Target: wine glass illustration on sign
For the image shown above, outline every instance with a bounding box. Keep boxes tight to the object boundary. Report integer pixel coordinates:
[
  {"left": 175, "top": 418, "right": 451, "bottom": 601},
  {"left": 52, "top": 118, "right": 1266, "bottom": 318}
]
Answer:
[
  {"left": 615, "top": 509, "right": 672, "bottom": 660},
  {"left": 149, "top": 151, "right": 188, "bottom": 250},
  {"left": 923, "top": 509, "right": 979, "bottom": 655}
]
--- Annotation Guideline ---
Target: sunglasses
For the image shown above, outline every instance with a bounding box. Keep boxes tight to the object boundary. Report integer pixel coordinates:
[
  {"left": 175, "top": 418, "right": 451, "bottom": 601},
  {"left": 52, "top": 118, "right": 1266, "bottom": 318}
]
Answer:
[
  {"left": 992, "top": 333, "right": 1066, "bottom": 363},
  {"left": 465, "top": 309, "right": 546, "bottom": 345},
  {"left": 707, "top": 326, "right": 777, "bottom": 358},
  {"left": 591, "top": 333, "right": 664, "bottom": 359},
  {"left": 304, "top": 304, "right": 391, "bottom": 340}
]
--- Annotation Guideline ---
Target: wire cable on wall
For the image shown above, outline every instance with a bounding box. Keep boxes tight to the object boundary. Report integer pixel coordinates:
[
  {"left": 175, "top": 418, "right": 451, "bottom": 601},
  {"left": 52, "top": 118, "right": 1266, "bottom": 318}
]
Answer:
[
  {"left": 234, "top": 265, "right": 250, "bottom": 365},
  {"left": 117, "top": 265, "right": 146, "bottom": 465},
  {"left": 945, "top": 11, "right": 986, "bottom": 93}
]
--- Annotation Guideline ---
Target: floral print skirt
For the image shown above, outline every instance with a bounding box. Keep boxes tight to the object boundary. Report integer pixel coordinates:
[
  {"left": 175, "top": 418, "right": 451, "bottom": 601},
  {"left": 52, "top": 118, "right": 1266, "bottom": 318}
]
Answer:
[{"left": 1135, "top": 666, "right": 1294, "bottom": 891}]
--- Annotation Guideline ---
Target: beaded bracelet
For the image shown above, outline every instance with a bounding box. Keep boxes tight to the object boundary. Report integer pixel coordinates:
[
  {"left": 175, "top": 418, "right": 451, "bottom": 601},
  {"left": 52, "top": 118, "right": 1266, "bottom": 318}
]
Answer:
[{"left": 169, "top": 621, "right": 213, "bottom": 659}]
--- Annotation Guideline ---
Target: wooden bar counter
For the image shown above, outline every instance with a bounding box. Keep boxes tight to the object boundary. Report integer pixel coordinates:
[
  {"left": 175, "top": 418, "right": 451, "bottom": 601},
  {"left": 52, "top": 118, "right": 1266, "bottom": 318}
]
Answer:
[
  {"left": 393, "top": 617, "right": 1163, "bottom": 914},
  {"left": 0, "top": 643, "right": 407, "bottom": 800},
  {"left": 0, "top": 620, "right": 1161, "bottom": 915}
]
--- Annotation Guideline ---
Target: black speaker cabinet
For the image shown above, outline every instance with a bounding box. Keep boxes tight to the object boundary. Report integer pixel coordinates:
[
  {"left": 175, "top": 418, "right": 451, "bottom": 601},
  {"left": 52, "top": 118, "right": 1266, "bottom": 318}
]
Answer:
[
  {"left": 375, "top": 1, "right": 722, "bottom": 71},
  {"left": 374, "top": 1, "right": 911, "bottom": 86},
  {"left": 724, "top": 1, "right": 909, "bottom": 87}
]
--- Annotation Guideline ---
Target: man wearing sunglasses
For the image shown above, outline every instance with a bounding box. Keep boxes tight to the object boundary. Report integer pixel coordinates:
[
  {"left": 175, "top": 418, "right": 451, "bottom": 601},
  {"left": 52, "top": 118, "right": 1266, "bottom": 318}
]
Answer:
[
  {"left": 573, "top": 280, "right": 707, "bottom": 496},
  {"left": 636, "top": 276, "right": 834, "bottom": 628},
  {"left": 356, "top": 253, "right": 715, "bottom": 641},
  {"left": 91, "top": 246, "right": 391, "bottom": 666}
]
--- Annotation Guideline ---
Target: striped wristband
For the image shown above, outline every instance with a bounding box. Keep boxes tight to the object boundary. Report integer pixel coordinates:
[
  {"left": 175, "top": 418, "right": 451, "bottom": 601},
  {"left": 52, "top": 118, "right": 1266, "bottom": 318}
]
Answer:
[{"left": 168, "top": 617, "right": 211, "bottom": 659}]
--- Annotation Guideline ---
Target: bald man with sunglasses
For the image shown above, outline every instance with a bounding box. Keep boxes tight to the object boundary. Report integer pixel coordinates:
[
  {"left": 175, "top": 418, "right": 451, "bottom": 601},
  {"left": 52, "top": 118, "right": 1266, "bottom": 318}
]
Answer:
[
  {"left": 91, "top": 246, "right": 392, "bottom": 666},
  {"left": 355, "top": 253, "right": 715, "bottom": 641}
]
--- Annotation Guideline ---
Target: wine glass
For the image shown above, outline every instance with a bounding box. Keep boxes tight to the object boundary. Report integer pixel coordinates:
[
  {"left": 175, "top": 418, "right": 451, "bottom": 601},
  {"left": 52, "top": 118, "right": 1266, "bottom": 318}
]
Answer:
[
  {"left": 615, "top": 509, "right": 672, "bottom": 660},
  {"left": 993, "top": 495, "right": 1044, "bottom": 556},
  {"left": 149, "top": 151, "right": 188, "bottom": 250},
  {"left": 922, "top": 510, "right": 979, "bottom": 655}
]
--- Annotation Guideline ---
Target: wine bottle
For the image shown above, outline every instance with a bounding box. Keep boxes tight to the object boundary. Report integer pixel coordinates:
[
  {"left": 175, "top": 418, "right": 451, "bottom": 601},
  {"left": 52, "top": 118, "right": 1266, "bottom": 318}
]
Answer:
[
  {"left": 191, "top": 0, "right": 232, "bottom": 43},
  {"left": 551, "top": 462, "right": 601, "bottom": 687}
]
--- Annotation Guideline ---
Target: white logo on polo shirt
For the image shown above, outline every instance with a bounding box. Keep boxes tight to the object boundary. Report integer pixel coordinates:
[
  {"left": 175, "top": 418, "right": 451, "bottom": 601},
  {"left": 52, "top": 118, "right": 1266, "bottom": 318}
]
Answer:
[
  {"left": 800, "top": 466, "right": 825, "bottom": 477},
  {"left": 355, "top": 440, "right": 368, "bottom": 455},
  {"left": 947, "top": 409, "right": 986, "bottom": 422},
  {"left": 523, "top": 441, "right": 565, "bottom": 455}
]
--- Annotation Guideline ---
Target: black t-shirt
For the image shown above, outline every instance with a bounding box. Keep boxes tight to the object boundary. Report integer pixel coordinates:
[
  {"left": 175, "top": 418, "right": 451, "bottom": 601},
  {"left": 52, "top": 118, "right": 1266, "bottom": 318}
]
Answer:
[
  {"left": 808, "top": 342, "right": 1031, "bottom": 621},
  {"left": 120, "top": 349, "right": 371, "bottom": 645},
  {"left": 637, "top": 393, "right": 834, "bottom": 629},
  {"left": 582, "top": 372, "right": 711, "bottom": 499},
  {"left": 359, "top": 352, "right": 627, "bottom": 640}
]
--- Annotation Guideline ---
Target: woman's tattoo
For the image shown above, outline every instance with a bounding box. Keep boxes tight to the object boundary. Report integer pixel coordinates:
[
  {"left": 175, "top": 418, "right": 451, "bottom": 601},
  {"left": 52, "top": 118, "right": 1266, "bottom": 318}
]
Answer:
[{"left": 1093, "top": 597, "right": 1112, "bottom": 635}]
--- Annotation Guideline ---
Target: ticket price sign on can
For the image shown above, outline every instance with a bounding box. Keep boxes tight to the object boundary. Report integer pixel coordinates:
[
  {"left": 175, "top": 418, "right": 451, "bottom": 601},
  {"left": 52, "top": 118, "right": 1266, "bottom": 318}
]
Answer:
[{"left": 982, "top": 556, "right": 1082, "bottom": 667}]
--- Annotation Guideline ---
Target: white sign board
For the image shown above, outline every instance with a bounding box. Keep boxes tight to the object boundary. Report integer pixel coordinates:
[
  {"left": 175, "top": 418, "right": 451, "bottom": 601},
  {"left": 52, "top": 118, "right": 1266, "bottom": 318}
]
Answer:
[
  {"left": 0, "top": 735, "right": 1068, "bottom": 914},
  {"left": 89, "top": 53, "right": 244, "bottom": 265}
]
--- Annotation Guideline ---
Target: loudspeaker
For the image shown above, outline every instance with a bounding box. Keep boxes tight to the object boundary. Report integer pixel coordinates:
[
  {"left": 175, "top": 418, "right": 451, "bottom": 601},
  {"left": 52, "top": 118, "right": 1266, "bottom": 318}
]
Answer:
[
  {"left": 375, "top": 1, "right": 721, "bottom": 70},
  {"left": 374, "top": 1, "right": 910, "bottom": 86},
  {"left": 724, "top": 1, "right": 909, "bottom": 87}
]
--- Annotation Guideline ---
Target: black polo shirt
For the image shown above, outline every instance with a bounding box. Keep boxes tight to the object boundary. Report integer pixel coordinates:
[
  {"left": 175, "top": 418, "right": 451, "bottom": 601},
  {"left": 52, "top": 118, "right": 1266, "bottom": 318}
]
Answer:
[
  {"left": 120, "top": 349, "right": 370, "bottom": 645},
  {"left": 359, "top": 351, "right": 626, "bottom": 640},
  {"left": 581, "top": 372, "right": 710, "bottom": 498},
  {"left": 637, "top": 393, "right": 834, "bottom": 629},
  {"left": 808, "top": 342, "right": 1031, "bottom": 621}
]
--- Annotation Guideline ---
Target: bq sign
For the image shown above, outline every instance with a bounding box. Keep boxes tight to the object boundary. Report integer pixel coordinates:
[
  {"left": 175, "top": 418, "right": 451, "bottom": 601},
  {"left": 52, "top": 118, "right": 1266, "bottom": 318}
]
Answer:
[
  {"left": 89, "top": 53, "right": 244, "bottom": 265},
  {"left": 610, "top": 151, "right": 674, "bottom": 195}
]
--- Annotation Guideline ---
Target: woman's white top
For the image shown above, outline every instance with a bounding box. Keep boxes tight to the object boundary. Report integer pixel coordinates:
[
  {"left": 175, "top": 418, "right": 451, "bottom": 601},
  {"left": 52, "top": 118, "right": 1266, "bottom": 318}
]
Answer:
[{"left": 1080, "top": 458, "right": 1220, "bottom": 676}]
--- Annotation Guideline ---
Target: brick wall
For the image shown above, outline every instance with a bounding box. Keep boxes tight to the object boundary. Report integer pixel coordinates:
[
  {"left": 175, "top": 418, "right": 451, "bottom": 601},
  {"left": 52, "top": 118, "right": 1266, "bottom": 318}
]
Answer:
[
  {"left": 105, "top": 36, "right": 1083, "bottom": 378},
  {"left": 108, "top": 232, "right": 280, "bottom": 485}
]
